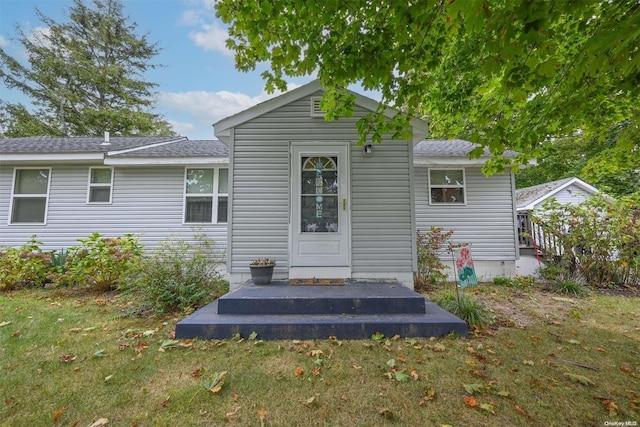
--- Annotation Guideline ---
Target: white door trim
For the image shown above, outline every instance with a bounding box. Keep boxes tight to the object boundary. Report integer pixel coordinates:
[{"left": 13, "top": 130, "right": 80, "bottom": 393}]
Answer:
[{"left": 289, "top": 141, "right": 351, "bottom": 270}]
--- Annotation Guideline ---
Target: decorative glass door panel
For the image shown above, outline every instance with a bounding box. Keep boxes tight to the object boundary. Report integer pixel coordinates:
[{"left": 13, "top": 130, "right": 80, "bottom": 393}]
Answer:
[{"left": 301, "top": 156, "right": 338, "bottom": 233}]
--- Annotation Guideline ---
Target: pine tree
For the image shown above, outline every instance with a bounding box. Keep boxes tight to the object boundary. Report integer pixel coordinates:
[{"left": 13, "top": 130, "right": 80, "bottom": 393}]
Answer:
[{"left": 0, "top": 0, "right": 174, "bottom": 136}]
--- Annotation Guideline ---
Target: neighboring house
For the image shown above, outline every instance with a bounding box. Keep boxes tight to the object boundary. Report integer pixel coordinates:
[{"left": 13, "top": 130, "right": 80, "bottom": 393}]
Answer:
[
  {"left": 515, "top": 177, "right": 601, "bottom": 274},
  {"left": 0, "top": 136, "right": 229, "bottom": 258},
  {"left": 0, "top": 80, "right": 521, "bottom": 289}
]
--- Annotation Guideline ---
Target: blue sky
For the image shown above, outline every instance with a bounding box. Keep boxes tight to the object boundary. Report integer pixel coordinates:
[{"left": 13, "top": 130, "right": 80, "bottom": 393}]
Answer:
[{"left": 0, "top": 0, "right": 319, "bottom": 139}]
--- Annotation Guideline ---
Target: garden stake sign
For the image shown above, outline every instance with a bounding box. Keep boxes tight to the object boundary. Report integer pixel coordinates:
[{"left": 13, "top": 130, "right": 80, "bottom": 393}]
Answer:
[{"left": 450, "top": 243, "right": 478, "bottom": 289}]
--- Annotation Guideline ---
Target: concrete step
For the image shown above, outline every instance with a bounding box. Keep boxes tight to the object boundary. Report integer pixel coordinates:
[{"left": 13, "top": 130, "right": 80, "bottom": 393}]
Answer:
[
  {"left": 216, "top": 281, "right": 426, "bottom": 315},
  {"left": 176, "top": 300, "right": 467, "bottom": 340},
  {"left": 175, "top": 280, "right": 468, "bottom": 340}
]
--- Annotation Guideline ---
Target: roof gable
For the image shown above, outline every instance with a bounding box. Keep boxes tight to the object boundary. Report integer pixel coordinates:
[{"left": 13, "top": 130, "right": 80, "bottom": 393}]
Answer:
[
  {"left": 213, "top": 80, "right": 428, "bottom": 140},
  {"left": 515, "top": 177, "right": 600, "bottom": 210}
]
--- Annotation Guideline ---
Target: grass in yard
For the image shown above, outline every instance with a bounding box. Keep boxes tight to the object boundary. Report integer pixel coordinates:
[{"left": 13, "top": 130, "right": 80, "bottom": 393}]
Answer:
[{"left": 1, "top": 285, "right": 639, "bottom": 426}]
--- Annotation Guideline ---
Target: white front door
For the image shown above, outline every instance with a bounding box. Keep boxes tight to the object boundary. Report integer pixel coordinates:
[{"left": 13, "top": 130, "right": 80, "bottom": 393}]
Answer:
[{"left": 291, "top": 143, "right": 350, "bottom": 268}]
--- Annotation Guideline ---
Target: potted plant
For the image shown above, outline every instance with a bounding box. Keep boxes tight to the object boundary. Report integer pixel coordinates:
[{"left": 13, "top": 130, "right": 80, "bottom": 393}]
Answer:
[{"left": 249, "top": 258, "right": 276, "bottom": 285}]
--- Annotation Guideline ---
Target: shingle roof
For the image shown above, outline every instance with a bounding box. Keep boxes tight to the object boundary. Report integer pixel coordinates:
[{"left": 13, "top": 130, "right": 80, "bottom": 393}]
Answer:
[
  {"left": 109, "top": 140, "right": 228, "bottom": 157},
  {"left": 515, "top": 177, "right": 586, "bottom": 209},
  {"left": 0, "top": 136, "right": 228, "bottom": 158},
  {"left": 0, "top": 136, "right": 184, "bottom": 153},
  {"left": 414, "top": 139, "right": 517, "bottom": 158}
]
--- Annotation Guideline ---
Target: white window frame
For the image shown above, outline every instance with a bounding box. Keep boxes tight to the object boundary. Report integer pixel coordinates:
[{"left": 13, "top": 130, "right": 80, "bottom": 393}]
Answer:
[
  {"left": 86, "top": 167, "right": 114, "bottom": 204},
  {"left": 183, "top": 167, "right": 228, "bottom": 224},
  {"left": 9, "top": 167, "right": 52, "bottom": 225},
  {"left": 428, "top": 168, "right": 467, "bottom": 205}
]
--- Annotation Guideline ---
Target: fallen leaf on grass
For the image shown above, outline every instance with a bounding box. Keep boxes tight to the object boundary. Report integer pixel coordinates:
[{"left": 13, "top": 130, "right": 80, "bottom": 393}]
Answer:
[
  {"left": 0, "top": 321, "right": 12, "bottom": 327},
  {"left": 159, "top": 340, "right": 179, "bottom": 352},
  {"left": 433, "top": 343, "right": 446, "bottom": 352},
  {"left": 513, "top": 403, "right": 530, "bottom": 418},
  {"left": 564, "top": 372, "right": 594, "bottom": 386},
  {"left": 394, "top": 370, "right": 410, "bottom": 382},
  {"left": 419, "top": 387, "right": 436, "bottom": 405},
  {"left": 52, "top": 407, "right": 65, "bottom": 420},
  {"left": 304, "top": 395, "right": 318, "bottom": 408},
  {"left": 94, "top": 349, "right": 106, "bottom": 357},
  {"left": 104, "top": 375, "right": 114, "bottom": 383},
  {"left": 87, "top": 418, "right": 109, "bottom": 427},
  {"left": 463, "top": 383, "right": 484, "bottom": 395},
  {"left": 225, "top": 406, "right": 241, "bottom": 419},
  {"left": 69, "top": 327, "right": 83, "bottom": 333},
  {"left": 60, "top": 354, "right": 77, "bottom": 363},
  {"left": 11, "top": 330, "right": 20, "bottom": 337},
  {"left": 522, "top": 360, "right": 535, "bottom": 366},
  {"left": 258, "top": 408, "right": 267, "bottom": 427},
  {"left": 479, "top": 403, "right": 495, "bottom": 414},
  {"left": 294, "top": 367, "right": 304, "bottom": 376},
  {"left": 602, "top": 399, "right": 618, "bottom": 416},
  {"left": 203, "top": 371, "right": 227, "bottom": 394},
  {"left": 620, "top": 362, "right": 633, "bottom": 373},
  {"left": 464, "top": 396, "right": 478, "bottom": 407}
]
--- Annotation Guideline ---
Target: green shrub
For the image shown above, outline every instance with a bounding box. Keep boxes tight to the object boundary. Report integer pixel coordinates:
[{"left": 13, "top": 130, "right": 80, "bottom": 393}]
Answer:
[
  {"left": 415, "top": 227, "right": 454, "bottom": 290},
  {"left": 0, "top": 236, "right": 50, "bottom": 290},
  {"left": 533, "top": 196, "right": 639, "bottom": 288},
  {"left": 493, "top": 275, "right": 535, "bottom": 289},
  {"left": 133, "top": 235, "right": 228, "bottom": 314},
  {"left": 553, "top": 272, "right": 590, "bottom": 297},
  {"left": 64, "top": 232, "right": 143, "bottom": 292},
  {"left": 434, "top": 292, "right": 492, "bottom": 328}
]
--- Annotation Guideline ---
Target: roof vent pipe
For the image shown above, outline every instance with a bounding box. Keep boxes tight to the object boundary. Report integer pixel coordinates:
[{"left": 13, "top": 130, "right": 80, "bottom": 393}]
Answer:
[{"left": 101, "top": 131, "right": 111, "bottom": 146}]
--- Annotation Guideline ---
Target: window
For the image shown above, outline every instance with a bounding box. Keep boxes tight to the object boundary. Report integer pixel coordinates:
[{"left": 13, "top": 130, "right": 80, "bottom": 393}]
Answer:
[
  {"left": 184, "top": 168, "right": 228, "bottom": 223},
  {"left": 10, "top": 168, "right": 51, "bottom": 224},
  {"left": 429, "top": 169, "right": 465, "bottom": 204},
  {"left": 87, "top": 168, "right": 113, "bottom": 203}
]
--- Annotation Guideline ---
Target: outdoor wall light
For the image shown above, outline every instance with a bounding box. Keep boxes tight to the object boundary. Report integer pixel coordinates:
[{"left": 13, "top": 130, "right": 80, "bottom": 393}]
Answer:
[{"left": 362, "top": 143, "right": 373, "bottom": 157}]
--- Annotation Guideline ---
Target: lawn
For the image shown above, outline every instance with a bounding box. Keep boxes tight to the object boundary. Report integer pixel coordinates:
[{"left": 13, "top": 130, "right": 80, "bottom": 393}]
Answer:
[{"left": 1, "top": 284, "right": 638, "bottom": 426}]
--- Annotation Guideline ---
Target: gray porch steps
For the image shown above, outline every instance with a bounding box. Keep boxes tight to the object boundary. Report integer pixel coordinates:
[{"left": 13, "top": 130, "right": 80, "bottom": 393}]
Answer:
[{"left": 175, "top": 280, "right": 468, "bottom": 340}]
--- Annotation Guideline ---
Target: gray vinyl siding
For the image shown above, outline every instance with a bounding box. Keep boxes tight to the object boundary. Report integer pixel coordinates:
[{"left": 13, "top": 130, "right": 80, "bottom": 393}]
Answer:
[
  {"left": 351, "top": 140, "right": 413, "bottom": 273},
  {"left": 0, "top": 164, "right": 227, "bottom": 256},
  {"left": 414, "top": 167, "right": 517, "bottom": 260},
  {"left": 229, "top": 91, "right": 414, "bottom": 274}
]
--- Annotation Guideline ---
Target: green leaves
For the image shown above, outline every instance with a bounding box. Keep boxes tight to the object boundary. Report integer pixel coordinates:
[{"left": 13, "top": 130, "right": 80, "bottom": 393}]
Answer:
[
  {"left": 217, "top": 0, "right": 640, "bottom": 177},
  {"left": 203, "top": 371, "right": 227, "bottom": 394}
]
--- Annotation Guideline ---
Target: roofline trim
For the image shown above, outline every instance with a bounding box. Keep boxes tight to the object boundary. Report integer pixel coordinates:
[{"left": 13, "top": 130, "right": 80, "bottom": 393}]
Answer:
[
  {"left": 103, "top": 156, "right": 229, "bottom": 166},
  {"left": 0, "top": 153, "right": 104, "bottom": 163}
]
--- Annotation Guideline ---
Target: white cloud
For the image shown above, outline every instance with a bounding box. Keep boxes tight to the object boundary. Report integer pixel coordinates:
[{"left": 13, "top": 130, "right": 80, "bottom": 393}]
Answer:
[
  {"left": 157, "top": 83, "right": 302, "bottom": 137},
  {"left": 188, "top": 23, "right": 232, "bottom": 56},
  {"left": 180, "top": 1, "right": 232, "bottom": 56},
  {"left": 0, "top": 35, "right": 8, "bottom": 48}
]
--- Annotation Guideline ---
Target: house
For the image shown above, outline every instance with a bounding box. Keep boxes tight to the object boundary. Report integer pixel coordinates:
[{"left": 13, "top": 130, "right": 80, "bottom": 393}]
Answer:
[
  {"left": 0, "top": 80, "right": 520, "bottom": 289},
  {"left": 0, "top": 136, "right": 229, "bottom": 259},
  {"left": 212, "top": 81, "right": 518, "bottom": 289},
  {"left": 515, "top": 177, "right": 602, "bottom": 274}
]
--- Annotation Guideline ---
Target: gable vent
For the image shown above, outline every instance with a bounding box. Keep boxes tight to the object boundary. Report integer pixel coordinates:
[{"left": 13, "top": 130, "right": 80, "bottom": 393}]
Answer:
[{"left": 310, "top": 96, "right": 324, "bottom": 118}]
